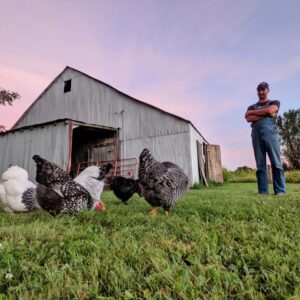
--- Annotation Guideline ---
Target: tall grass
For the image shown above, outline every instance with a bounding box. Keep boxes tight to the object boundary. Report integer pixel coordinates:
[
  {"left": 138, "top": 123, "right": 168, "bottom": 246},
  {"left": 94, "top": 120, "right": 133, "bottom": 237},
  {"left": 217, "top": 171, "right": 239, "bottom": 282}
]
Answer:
[
  {"left": 285, "top": 171, "right": 300, "bottom": 183},
  {"left": 0, "top": 183, "right": 299, "bottom": 299},
  {"left": 223, "top": 168, "right": 300, "bottom": 184}
]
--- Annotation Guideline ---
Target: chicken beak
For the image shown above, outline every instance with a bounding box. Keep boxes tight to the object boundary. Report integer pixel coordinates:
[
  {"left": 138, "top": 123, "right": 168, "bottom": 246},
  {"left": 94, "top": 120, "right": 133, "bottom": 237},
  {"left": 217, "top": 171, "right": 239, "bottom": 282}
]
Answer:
[{"left": 95, "top": 201, "right": 106, "bottom": 211}]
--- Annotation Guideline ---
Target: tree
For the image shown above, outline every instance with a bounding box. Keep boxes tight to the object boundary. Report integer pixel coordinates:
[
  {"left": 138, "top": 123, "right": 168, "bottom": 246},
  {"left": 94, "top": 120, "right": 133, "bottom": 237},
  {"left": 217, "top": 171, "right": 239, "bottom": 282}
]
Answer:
[
  {"left": 0, "top": 88, "right": 21, "bottom": 132},
  {"left": 276, "top": 109, "right": 300, "bottom": 169},
  {"left": 235, "top": 166, "right": 254, "bottom": 173},
  {"left": 0, "top": 88, "right": 20, "bottom": 106}
]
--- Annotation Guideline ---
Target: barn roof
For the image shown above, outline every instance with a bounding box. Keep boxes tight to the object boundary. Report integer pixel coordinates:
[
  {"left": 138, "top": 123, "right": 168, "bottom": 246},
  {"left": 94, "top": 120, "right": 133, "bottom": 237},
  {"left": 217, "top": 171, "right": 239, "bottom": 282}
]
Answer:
[
  {"left": 1, "top": 119, "right": 117, "bottom": 136},
  {"left": 12, "top": 66, "right": 208, "bottom": 143}
]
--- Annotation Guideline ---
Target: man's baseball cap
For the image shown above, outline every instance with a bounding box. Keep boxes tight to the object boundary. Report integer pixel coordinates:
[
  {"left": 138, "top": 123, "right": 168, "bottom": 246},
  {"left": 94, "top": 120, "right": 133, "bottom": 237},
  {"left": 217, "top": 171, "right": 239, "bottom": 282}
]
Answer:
[{"left": 257, "top": 82, "right": 269, "bottom": 90}]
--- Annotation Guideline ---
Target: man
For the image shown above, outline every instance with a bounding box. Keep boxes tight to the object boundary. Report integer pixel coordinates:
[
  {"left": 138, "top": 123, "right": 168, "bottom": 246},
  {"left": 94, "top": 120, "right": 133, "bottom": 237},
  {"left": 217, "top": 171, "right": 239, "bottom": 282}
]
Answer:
[{"left": 245, "top": 82, "right": 286, "bottom": 195}]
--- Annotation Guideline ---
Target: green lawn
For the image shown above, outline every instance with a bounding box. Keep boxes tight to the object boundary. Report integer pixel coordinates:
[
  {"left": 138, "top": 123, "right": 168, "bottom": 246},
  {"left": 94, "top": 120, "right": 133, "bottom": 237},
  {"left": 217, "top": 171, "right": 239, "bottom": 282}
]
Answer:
[{"left": 0, "top": 183, "right": 299, "bottom": 299}]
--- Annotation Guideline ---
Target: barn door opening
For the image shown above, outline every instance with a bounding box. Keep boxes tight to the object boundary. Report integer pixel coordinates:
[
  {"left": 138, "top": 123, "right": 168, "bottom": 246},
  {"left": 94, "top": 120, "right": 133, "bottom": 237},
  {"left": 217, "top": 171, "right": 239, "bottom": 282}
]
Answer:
[
  {"left": 69, "top": 125, "right": 118, "bottom": 177},
  {"left": 91, "top": 137, "right": 116, "bottom": 162}
]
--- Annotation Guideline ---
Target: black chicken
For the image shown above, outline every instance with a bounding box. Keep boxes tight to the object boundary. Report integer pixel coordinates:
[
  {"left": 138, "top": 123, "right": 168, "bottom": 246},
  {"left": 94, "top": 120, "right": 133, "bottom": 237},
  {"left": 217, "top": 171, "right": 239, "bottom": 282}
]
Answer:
[{"left": 109, "top": 176, "right": 138, "bottom": 204}]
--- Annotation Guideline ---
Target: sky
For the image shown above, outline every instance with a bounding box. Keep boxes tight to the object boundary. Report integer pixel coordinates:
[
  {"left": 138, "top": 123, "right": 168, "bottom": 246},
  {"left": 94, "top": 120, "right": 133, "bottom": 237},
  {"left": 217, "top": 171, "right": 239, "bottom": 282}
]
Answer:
[{"left": 0, "top": 0, "right": 299, "bottom": 170}]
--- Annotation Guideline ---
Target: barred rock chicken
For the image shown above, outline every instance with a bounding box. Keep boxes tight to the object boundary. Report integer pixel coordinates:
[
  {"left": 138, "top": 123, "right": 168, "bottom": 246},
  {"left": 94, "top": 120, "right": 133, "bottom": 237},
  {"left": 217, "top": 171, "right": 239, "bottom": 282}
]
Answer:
[
  {"left": 0, "top": 165, "right": 39, "bottom": 213},
  {"left": 109, "top": 176, "right": 138, "bottom": 204},
  {"left": 32, "top": 155, "right": 112, "bottom": 215},
  {"left": 138, "top": 148, "right": 191, "bottom": 215}
]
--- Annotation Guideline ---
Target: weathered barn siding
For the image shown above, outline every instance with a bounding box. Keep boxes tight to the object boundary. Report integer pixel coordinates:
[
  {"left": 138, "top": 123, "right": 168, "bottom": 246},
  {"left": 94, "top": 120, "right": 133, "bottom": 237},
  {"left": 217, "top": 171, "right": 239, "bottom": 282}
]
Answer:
[
  {"left": 0, "top": 122, "right": 69, "bottom": 182},
  {"left": 189, "top": 125, "right": 204, "bottom": 183},
  {"left": 123, "top": 131, "right": 191, "bottom": 179},
  {"left": 206, "top": 144, "right": 224, "bottom": 183},
  {"left": 14, "top": 68, "right": 189, "bottom": 140}
]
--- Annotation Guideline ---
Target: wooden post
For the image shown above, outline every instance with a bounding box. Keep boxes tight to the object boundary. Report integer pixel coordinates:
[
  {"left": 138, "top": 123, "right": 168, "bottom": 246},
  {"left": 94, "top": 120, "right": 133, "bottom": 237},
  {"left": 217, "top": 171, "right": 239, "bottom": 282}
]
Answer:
[
  {"left": 197, "top": 141, "right": 208, "bottom": 187},
  {"left": 267, "top": 164, "right": 273, "bottom": 183},
  {"left": 206, "top": 144, "right": 224, "bottom": 184}
]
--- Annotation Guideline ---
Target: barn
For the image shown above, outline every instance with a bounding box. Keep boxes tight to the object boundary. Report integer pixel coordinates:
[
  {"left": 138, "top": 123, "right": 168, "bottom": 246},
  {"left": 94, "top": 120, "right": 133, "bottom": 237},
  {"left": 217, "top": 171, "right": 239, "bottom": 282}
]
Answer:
[{"left": 0, "top": 66, "right": 223, "bottom": 184}]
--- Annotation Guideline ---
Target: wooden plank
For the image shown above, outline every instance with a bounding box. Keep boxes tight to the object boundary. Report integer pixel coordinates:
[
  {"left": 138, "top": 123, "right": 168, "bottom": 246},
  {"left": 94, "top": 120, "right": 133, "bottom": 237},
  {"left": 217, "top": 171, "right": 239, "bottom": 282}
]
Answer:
[
  {"left": 197, "top": 141, "right": 208, "bottom": 187},
  {"left": 91, "top": 137, "right": 116, "bottom": 162},
  {"left": 203, "top": 143, "right": 209, "bottom": 180},
  {"left": 267, "top": 164, "right": 273, "bottom": 183},
  {"left": 206, "top": 144, "right": 224, "bottom": 183}
]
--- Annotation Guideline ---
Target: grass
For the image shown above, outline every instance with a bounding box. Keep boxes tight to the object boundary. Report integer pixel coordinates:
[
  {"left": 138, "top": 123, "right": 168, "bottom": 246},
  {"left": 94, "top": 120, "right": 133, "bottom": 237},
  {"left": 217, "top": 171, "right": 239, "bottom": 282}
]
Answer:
[
  {"left": 0, "top": 183, "right": 299, "bottom": 299},
  {"left": 285, "top": 171, "right": 300, "bottom": 184},
  {"left": 223, "top": 169, "right": 300, "bottom": 184}
]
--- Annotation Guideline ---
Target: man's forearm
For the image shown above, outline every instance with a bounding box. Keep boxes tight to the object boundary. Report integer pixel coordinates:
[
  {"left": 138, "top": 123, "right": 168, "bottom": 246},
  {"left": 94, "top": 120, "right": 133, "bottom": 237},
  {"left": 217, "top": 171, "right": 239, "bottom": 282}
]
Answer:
[
  {"left": 245, "top": 115, "right": 263, "bottom": 123},
  {"left": 247, "top": 109, "right": 270, "bottom": 117},
  {"left": 246, "top": 105, "right": 278, "bottom": 117}
]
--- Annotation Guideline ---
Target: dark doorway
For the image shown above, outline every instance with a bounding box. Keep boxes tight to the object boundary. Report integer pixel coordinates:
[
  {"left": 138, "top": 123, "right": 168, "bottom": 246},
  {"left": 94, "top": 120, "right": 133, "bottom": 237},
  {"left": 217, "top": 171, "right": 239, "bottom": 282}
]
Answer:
[{"left": 70, "top": 125, "right": 118, "bottom": 177}]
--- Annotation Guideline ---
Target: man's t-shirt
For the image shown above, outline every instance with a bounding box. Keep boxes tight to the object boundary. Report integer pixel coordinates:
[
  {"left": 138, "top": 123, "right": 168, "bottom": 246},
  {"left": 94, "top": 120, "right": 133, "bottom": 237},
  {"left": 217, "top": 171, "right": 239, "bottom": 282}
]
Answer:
[
  {"left": 247, "top": 100, "right": 281, "bottom": 127},
  {"left": 247, "top": 100, "right": 280, "bottom": 112}
]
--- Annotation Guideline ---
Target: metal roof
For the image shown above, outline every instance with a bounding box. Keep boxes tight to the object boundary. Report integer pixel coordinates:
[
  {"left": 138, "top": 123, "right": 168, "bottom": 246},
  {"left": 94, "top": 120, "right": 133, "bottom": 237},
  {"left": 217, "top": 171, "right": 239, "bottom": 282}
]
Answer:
[{"left": 1, "top": 119, "right": 117, "bottom": 135}]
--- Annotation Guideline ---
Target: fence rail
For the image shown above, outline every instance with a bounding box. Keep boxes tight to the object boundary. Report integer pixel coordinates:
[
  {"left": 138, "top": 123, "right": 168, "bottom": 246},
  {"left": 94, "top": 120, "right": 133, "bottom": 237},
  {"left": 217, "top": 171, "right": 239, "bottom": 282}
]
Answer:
[{"left": 77, "top": 158, "right": 138, "bottom": 178}]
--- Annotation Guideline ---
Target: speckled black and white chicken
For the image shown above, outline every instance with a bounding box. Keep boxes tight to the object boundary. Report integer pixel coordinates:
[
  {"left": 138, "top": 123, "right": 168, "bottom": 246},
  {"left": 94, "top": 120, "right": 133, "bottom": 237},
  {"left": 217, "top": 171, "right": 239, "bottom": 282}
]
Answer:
[
  {"left": 0, "top": 165, "right": 39, "bottom": 213},
  {"left": 138, "top": 148, "right": 191, "bottom": 215},
  {"left": 32, "top": 155, "right": 112, "bottom": 215}
]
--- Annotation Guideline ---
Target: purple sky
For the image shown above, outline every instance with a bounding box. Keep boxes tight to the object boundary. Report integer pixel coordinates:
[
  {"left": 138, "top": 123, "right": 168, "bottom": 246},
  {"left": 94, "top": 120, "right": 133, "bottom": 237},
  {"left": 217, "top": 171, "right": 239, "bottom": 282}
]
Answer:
[{"left": 0, "top": 0, "right": 299, "bottom": 170}]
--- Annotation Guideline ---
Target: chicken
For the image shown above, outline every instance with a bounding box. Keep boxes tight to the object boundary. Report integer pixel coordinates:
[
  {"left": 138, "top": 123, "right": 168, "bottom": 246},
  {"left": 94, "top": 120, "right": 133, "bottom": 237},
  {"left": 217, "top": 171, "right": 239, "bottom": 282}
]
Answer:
[
  {"left": 138, "top": 148, "right": 191, "bottom": 215},
  {"left": 0, "top": 165, "right": 39, "bottom": 213},
  {"left": 109, "top": 176, "right": 138, "bottom": 204},
  {"left": 32, "top": 155, "right": 112, "bottom": 215},
  {"left": 0, "top": 184, "right": 7, "bottom": 211},
  {"left": 74, "top": 164, "right": 112, "bottom": 210}
]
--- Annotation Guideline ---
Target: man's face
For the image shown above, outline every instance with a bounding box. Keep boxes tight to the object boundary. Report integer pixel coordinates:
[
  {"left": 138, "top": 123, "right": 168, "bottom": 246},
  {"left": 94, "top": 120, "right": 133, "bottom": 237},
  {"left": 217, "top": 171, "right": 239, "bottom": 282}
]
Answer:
[{"left": 257, "top": 88, "right": 269, "bottom": 101}]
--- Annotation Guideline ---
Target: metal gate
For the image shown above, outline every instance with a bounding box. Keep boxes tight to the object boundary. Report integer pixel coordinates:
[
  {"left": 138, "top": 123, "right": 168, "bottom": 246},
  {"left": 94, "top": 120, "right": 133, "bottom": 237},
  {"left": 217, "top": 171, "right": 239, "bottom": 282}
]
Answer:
[{"left": 77, "top": 158, "right": 138, "bottom": 178}]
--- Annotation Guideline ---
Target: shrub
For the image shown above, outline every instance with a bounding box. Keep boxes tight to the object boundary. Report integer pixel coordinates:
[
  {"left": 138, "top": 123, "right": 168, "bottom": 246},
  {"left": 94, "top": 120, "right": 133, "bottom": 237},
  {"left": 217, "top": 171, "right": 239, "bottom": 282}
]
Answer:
[
  {"left": 285, "top": 170, "right": 300, "bottom": 183},
  {"left": 222, "top": 168, "right": 234, "bottom": 183},
  {"left": 226, "top": 168, "right": 257, "bottom": 183}
]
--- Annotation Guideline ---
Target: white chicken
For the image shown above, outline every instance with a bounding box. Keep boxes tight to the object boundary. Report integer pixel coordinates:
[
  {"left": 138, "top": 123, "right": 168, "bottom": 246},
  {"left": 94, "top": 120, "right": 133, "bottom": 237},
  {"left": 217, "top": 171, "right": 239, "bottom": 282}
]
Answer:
[
  {"left": 74, "top": 165, "right": 108, "bottom": 209},
  {"left": 0, "top": 165, "right": 40, "bottom": 213}
]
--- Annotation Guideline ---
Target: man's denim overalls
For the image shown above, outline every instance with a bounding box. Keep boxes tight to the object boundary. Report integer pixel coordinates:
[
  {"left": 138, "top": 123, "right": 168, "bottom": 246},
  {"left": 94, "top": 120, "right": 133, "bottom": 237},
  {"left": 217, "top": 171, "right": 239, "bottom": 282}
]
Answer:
[{"left": 251, "top": 103, "right": 286, "bottom": 194}]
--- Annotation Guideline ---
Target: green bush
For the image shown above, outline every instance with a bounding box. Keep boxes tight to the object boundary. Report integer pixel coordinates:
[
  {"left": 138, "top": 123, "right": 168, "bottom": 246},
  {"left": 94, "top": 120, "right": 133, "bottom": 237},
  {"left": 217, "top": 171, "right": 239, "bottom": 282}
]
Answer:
[
  {"left": 222, "top": 168, "right": 234, "bottom": 183},
  {"left": 285, "top": 170, "right": 300, "bottom": 183},
  {"left": 226, "top": 168, "right": 300, "bottom": 184},
  {"left": 207, "top": 179, "right": 223, "bottom": 187},
  {"left": 227, "top": 168, "right": 257, "bottom": 183}
]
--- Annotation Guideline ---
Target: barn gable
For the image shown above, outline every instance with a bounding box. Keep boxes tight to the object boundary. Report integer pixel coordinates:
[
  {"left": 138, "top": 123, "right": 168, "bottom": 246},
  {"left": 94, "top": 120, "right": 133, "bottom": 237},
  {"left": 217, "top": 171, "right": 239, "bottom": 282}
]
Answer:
[{"left": 13, "top": 66, "right": 206, "bottom": 142}]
